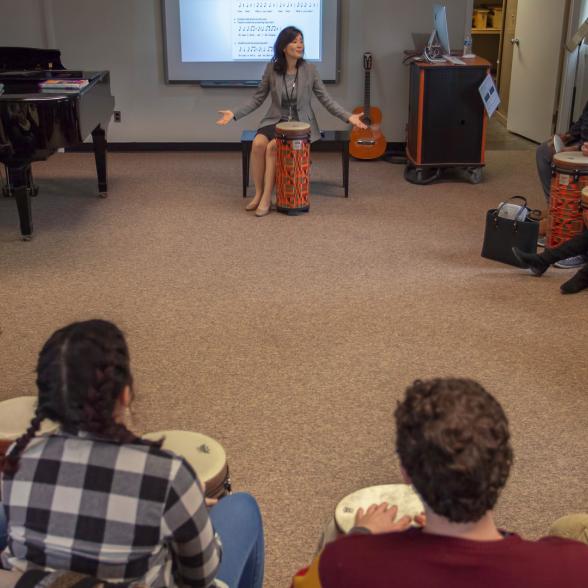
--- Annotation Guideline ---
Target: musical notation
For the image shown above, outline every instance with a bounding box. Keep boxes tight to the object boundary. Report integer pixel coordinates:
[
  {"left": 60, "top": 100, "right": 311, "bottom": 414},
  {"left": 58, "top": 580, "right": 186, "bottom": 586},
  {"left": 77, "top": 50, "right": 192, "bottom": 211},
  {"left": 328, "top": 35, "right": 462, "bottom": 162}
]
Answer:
[
  {"left": 236, "top": 45, "right": 274, "bottom": 59},
  {"left": 236, "top": 1, "right": 319, "bottom": 11},
  {"left": 231, "top": 0, "right": 321, "bottom": 60},
  {"left": 237, "top": 23, "right": 279, "bottom": 34}
]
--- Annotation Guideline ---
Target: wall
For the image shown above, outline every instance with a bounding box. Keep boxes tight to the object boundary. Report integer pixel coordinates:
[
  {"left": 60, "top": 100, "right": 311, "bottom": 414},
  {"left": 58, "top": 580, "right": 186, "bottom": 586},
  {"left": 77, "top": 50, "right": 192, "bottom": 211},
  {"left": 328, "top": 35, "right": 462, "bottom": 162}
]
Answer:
[
  {"left": 1, "top": 0, "right": 471, "bottom": 143},
  {"left": 0, "top": 0, "right": 47, "bottom": 47},
  {"left": 575, "top": 0, "right": 588, "bottom": 119}
]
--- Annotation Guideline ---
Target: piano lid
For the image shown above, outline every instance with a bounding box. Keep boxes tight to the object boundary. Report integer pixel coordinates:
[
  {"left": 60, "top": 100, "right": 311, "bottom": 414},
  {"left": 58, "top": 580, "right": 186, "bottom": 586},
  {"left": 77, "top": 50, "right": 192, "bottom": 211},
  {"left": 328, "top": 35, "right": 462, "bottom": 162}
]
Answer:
[{"left": 0, "top": 47, "right": 65, "bottom": 72}]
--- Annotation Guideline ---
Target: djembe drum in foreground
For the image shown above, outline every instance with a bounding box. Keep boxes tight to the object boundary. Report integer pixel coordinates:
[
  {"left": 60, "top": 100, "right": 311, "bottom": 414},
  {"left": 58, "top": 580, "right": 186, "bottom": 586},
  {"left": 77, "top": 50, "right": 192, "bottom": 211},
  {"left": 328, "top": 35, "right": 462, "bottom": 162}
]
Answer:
[
  {"left": 582, "top": 186, "right": 588, "bottom": 229},
  {"left": 317, "top": 484, "right": 424, "bottom": 550},
  {"left": 143, "top": 430, "right": 231, "bottom": 499},
  {"left": 0, "top": 397, "right": 59, "bottom": 464},
  {"left": 548, "top": 151, "right": 588, "bottom": 248},
  {"left": 275, "top": 121, "right": 311, "bottom": 215}
]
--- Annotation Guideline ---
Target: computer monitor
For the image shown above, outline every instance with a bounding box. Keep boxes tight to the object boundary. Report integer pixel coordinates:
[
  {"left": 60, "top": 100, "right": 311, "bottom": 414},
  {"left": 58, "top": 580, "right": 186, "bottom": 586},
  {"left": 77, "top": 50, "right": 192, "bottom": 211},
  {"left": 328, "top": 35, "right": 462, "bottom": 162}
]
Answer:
[{"left": 433, "top": 4, "right": 450, "bottom": 55}]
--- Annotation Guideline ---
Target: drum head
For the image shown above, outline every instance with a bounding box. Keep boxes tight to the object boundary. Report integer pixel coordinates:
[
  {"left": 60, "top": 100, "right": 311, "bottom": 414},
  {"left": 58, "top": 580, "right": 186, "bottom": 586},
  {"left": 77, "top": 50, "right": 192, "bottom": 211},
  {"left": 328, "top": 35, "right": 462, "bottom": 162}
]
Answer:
[
  {"left": 553, "top": 151, "right": 588, "bottom": 170},
  {"left": 142, "top": 430, "right": 226, "bottom": 484},
  {"left": 275, "top": 121, "right": 311, "bottom": 133},
  {"left": 0, "top": 396, "right": 58, "bottom": 439},
  {"left": 334, "top": 484, "right": 424, "bottom": 534}
]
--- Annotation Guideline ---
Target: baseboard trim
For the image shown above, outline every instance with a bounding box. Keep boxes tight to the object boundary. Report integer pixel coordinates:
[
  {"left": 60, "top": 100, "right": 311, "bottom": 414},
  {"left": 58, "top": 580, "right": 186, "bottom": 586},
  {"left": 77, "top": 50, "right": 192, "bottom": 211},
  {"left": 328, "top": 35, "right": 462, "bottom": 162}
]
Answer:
[{"left": 66, "top": 141, "right": 407, "bottom": 154}]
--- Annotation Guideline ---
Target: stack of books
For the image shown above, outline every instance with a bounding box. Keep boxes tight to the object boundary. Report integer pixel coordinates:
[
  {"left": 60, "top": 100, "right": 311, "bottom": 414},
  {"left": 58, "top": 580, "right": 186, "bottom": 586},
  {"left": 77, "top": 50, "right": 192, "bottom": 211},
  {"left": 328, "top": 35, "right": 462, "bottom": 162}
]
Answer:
[{"left": 39, "top": 79, "right": 89, "bottom": 93}]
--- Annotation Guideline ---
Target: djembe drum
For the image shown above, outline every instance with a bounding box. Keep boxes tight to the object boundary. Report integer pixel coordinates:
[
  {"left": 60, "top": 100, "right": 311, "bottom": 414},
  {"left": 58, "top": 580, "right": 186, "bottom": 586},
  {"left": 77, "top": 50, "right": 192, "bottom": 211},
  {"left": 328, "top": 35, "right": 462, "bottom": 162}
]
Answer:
[
  {"left": 582, "top": 186, "right": 588, "bottom": 228},
  {"left": 142, "top": 430, "right": 232, "bottom": 499},
  {"left": 317, "top": 484, "right": 424, "bottom": 550},
  {"left": 275, "top": 121, "right": 311, "bottom": 215},
  {"left": 0, "top": 397, "right": 59, "bottom": 468},
  {"left": 548, "top": 151, "right": 588, "bottom": 248}
]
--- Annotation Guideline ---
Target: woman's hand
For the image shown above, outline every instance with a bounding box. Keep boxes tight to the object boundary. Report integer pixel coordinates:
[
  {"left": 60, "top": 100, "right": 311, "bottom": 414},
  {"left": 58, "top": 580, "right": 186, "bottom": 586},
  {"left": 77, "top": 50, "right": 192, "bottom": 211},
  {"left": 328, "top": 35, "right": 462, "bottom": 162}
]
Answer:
[
  {"left": 216, "top": 110, "right": 234, "bottom": 126},
  {"left": 348, "top": 112, "right": 368, "bottom": 130}
]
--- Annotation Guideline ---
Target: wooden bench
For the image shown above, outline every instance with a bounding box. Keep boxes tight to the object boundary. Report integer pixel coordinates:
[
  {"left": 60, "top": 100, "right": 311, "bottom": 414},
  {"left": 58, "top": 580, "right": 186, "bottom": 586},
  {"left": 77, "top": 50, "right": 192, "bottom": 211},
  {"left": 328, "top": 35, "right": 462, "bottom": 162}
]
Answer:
[{"left": 240, "top": 130, "right": 350, "bottom": 198}]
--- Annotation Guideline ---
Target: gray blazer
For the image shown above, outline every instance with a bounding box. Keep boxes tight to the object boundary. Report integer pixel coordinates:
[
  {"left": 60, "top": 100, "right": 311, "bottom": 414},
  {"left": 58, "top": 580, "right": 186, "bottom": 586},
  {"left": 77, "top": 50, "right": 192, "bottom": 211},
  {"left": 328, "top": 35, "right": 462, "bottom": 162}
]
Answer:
[{"left": 233, "top": 61, "right": 352, "bottom": 143}]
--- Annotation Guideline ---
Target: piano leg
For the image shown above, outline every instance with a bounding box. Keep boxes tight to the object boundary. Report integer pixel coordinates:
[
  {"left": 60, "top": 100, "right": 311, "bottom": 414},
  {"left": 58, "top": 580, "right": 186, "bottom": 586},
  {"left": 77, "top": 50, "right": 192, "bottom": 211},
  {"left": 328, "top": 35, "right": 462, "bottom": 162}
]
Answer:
[
  {"left": 10, "top": 164, "right": 33, "bottom": 240},
  {"left": 92, "top": 126, "right": 108, "bottom": 198}
]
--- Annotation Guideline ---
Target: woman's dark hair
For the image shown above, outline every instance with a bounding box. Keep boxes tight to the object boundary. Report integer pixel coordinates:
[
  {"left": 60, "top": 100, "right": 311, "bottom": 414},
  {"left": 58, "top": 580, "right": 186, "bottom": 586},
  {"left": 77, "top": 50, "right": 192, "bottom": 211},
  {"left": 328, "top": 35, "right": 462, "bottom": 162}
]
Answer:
[
  {"left": 3, "top": 319, "right": 159, "bottom": 475},
  {"left": 395, "top": 378, "right": 513, "bottom": 523},
  {"left": 272, "top": 26, "right": 304, "bottom": 74}
]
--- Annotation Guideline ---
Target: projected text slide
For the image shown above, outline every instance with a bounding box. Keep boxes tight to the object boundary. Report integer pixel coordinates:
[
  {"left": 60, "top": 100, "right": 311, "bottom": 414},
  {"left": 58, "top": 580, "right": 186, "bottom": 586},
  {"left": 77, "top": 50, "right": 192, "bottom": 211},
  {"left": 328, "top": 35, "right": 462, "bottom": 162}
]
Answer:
[{"left": 179, "top": 0, "right": 321, "bottom": 63}]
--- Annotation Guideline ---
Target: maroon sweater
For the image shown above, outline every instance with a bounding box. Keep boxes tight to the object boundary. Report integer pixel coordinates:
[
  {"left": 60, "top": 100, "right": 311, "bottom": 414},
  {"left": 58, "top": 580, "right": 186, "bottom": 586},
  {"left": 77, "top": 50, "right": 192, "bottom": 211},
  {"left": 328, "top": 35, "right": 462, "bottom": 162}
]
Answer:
[{"left": 293, "top": 528, "right": 588, "bottom": 588}]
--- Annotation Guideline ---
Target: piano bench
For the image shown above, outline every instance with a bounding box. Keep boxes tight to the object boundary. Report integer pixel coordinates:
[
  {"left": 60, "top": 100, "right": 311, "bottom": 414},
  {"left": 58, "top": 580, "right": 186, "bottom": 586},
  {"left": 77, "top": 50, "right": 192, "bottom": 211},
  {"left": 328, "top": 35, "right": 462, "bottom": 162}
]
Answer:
[{"left": 240, "top": 130, "right": 350, "bottom": 198}]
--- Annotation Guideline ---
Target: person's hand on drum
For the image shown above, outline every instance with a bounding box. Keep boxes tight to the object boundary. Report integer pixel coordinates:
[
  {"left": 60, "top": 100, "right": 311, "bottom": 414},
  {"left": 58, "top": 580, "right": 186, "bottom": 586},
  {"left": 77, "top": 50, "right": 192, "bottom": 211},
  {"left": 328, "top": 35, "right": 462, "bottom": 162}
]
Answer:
[
  {"left": 197, "top": 477, "right": 219, "bottom": 508},
  {"left": 216, "top": 110, "right": 234, "bottom": 126},
  {"left": 414, "top": 512, "right": 426, "bottom": 527},
  {"left": 582, "top": 142, "right": 588, "bottom": 156},
  {"left": 354, "top": 502, "right": 412, "bottom": 534},
  {"left": 348, "top": 112, "right": 368, "bottom": 130}
]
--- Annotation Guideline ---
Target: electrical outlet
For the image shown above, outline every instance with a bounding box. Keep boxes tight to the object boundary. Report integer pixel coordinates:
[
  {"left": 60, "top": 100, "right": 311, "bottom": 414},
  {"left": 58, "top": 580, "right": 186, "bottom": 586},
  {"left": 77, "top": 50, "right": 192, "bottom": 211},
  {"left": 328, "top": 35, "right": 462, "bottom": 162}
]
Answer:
[{"left": 113, "top": 111, "right": 122, "bottom": 123}]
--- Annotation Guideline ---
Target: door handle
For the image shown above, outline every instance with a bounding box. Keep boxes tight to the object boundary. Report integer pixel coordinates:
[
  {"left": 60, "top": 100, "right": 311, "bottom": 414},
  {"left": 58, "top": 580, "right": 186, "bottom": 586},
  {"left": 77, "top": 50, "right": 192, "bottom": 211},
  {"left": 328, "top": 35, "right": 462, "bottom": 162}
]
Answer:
[{"left": 510, "top": 38, "right": 520, "bottom": 46}]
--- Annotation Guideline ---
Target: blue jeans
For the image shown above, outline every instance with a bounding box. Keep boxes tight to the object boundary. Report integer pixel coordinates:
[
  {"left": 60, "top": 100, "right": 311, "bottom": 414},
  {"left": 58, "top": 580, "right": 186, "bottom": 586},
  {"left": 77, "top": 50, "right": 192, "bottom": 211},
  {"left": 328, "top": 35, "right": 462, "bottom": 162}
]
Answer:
[
  {"left": 0, "top": 504, "right": 6, "bottom": 551},
  {"left": 210, "top": 493, "right": 264, "bottom": 588}
]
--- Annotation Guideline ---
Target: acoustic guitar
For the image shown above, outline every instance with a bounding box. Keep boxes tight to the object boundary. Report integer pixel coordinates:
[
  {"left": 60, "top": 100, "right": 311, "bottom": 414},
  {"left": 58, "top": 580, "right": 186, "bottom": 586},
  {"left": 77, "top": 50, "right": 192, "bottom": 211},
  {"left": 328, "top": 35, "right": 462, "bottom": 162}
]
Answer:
[{"left": 350, "top": 52, "right": 387, "bottom": 160}]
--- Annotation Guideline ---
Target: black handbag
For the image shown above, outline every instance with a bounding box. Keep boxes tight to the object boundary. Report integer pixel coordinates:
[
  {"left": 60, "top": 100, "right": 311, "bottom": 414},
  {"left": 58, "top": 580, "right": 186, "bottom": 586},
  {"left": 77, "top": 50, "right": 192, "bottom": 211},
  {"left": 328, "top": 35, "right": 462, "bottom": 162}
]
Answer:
[{"left": 481, "top": 196, "right": 539, "bottom": 267}]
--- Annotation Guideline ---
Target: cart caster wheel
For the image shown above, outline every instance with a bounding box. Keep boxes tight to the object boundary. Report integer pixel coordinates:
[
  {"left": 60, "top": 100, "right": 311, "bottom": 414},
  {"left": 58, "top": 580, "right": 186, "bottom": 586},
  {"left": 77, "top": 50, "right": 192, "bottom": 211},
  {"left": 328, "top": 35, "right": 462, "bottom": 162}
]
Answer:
[
  {"left": 404, "top": 165, "right": 441, "bottom": 185},
  {"left": 467, "top": 168, "right": 483, "bottom": 184},
  {"left": 98, "top": 192, "right": 108, "bottom": 199}
]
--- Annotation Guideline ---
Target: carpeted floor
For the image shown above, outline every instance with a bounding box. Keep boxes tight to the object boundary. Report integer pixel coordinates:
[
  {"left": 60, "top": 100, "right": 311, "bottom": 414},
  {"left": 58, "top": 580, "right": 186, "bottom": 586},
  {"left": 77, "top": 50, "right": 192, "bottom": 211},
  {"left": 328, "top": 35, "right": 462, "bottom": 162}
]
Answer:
[{"left": 1, "top": 150, "right": 587, "bottom": 587}]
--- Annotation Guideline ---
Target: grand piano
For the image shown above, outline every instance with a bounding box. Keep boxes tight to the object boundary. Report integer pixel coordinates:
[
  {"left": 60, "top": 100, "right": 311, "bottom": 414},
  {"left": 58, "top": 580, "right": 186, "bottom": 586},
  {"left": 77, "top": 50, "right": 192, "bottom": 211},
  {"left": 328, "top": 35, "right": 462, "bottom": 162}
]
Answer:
[{"left": 0, "top": 47, "right": 114, "bottom": 239}]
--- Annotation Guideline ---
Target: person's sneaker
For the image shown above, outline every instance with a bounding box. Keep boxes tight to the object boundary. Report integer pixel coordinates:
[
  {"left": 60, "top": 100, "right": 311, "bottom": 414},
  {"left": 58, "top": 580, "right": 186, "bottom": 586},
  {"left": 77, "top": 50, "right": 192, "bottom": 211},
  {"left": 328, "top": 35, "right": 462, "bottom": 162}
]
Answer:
[
  {"left": 512, "top": 247, "right": 549, "bottom": 275},
  {"left": 554, "top": 254, "right": 588, "bottom": 269},
  {"left": 537, "top": 235, "right": 546, "bottom": 248},
  {"left": 560, "top": 267, "right": 588, "bottom": 294}
]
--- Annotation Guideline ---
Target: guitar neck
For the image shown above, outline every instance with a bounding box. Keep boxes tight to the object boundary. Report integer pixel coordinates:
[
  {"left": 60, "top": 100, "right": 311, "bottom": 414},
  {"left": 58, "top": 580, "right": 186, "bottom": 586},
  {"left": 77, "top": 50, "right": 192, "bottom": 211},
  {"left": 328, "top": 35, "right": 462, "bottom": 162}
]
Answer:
[{"left": 363, "top": 69, "right": 371, "bottom": 114}]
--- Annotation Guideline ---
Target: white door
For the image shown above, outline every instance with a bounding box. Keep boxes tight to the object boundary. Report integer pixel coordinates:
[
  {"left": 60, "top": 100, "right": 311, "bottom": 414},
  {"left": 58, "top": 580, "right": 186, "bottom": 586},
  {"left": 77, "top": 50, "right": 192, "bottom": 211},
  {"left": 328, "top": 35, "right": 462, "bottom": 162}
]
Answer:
[{"left": 507, "top": 0, "right": 567, "bottom": 142}]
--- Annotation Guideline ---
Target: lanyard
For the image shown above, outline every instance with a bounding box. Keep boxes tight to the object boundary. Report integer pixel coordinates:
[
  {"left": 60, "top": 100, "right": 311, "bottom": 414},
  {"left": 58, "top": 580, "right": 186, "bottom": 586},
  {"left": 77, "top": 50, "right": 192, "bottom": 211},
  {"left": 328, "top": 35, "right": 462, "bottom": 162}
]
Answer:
[{"left": 283, "top": 69, "right": 298, "bottom": 121}]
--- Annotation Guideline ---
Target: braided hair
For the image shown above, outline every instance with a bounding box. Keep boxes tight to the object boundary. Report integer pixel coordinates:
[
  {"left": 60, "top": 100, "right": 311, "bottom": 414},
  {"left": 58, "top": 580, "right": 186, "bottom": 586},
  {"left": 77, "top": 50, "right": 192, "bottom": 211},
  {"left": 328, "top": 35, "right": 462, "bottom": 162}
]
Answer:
[{"left": 4, "top": 319, "right": 158, "bottom": 475}]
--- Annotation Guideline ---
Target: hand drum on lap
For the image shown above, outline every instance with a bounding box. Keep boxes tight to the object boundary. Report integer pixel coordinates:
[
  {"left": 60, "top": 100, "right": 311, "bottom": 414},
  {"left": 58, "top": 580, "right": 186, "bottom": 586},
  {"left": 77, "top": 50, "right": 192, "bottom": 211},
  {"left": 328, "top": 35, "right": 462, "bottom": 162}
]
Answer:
[
  {"left": 142, "top": 430, "right": 231, "bottom": 499},
  {"left": 275, "top": 121, "right": 311, "bottom": 215},
  {"left": 334, "top": 484, "right": 424, "bottom": 535},
  {"left": 0, "top": 396, "right": 59, "bottom": 460},
  {"left": 548, "top": 152, "right": 588, "bottom": 248}
]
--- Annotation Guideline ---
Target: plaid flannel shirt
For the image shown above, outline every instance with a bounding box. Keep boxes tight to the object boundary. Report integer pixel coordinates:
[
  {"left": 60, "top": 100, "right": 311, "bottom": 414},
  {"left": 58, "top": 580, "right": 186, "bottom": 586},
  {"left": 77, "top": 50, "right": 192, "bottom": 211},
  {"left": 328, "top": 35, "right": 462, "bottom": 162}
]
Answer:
[{"left": 1, "top": 432, "right": 222, "bottom": 587}]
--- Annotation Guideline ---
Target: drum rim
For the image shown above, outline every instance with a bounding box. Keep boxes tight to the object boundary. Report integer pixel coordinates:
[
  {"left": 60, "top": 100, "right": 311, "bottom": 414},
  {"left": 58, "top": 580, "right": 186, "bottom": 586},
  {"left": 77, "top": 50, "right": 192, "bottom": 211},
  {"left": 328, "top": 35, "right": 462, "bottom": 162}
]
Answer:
[
  {"left": 142, "top": 429, "right": 227, "bottom": 481},
  {"left": 334, "top": 483, "right": 423, "bottom": 533},
  {"left": 552, "top": 152, "right": 588, "bottom": 171},
  {"left": 0, "top": 396, "right": 59, "bottom": 438}
]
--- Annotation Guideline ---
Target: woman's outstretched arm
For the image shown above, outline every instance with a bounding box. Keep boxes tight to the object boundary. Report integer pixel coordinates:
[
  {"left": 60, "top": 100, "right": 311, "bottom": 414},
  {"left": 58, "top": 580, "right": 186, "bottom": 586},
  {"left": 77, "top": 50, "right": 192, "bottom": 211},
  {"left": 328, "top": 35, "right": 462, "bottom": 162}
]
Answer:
[{"left": 232, "top": 63, "right": 272, "bottom": 121}]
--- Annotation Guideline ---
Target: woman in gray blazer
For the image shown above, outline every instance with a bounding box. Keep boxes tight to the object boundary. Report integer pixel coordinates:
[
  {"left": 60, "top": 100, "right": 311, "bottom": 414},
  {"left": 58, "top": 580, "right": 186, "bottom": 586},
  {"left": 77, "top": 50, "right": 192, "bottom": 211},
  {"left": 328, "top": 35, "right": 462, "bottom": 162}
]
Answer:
[{"left": 217, "top": 26, "right": 366, "bottom": 217}]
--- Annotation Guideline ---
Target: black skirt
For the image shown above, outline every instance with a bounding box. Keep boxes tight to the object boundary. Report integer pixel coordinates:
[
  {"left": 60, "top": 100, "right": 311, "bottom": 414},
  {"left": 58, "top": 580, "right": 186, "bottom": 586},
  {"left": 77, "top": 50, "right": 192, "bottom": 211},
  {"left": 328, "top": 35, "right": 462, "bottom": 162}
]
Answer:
[{"left": 256, "top": 124, "right": 277, "bottom": 141}]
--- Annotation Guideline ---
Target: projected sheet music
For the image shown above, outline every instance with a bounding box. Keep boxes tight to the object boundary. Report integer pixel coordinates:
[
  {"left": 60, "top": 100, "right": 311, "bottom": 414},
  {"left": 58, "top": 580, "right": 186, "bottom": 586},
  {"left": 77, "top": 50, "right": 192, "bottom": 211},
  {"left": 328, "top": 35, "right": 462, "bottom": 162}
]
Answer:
[
  {"left": 232, "top": 1, "right": 321, "bottom": 60},
  {"left": 179, "top": 0, "right": 321, "bottom": 63}
]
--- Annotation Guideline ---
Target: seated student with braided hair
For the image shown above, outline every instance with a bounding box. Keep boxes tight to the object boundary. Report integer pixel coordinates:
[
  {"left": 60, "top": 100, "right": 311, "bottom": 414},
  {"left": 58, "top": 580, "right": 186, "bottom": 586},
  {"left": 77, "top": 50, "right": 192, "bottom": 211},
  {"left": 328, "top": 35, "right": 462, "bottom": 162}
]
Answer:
[
  {"left": 0, "top": 320, "right": 264, "bottom": 588},
  {"left": 292, "top": 378, "right": 588, "bottom": 588}
]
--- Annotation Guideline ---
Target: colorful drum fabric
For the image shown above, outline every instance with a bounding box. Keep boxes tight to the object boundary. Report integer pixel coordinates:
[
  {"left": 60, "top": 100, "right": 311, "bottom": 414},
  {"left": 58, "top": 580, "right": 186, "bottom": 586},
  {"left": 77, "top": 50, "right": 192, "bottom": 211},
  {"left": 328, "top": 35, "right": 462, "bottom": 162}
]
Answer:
[
  {"left": 548, "top": 152, "right": 588, "bottom": 248},
  {"left": 275, "top": 121, "right": 311, "bottom": 215},
  {"left": 582, "top": 187, "right": 588, "bottom": 228}
]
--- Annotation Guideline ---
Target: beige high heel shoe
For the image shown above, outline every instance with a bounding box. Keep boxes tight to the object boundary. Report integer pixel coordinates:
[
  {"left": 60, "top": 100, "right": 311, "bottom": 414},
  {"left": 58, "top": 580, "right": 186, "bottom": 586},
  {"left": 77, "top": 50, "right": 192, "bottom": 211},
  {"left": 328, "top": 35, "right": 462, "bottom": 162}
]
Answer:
[
  {"left": 245, "top": 197, "right": 262, "bottom": 211},
  {"left": 255, "top": 205, "right": 271, "bottom": 217}
]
